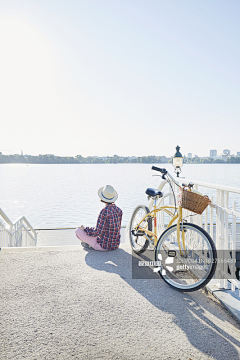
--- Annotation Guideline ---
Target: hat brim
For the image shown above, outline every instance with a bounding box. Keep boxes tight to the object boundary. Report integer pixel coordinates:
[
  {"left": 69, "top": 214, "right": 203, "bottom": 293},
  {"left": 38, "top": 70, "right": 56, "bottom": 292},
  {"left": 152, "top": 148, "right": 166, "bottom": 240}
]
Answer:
[{"left": 98, "top": 187, "right": 118, "bottom": 203}]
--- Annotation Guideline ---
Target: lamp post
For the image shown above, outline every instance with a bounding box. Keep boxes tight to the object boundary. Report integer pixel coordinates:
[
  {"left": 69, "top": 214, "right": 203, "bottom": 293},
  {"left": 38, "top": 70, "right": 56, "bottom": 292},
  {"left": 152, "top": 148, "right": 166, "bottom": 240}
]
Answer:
[{"left": 172, "top": 145, "right": 183, "bottom": 177}]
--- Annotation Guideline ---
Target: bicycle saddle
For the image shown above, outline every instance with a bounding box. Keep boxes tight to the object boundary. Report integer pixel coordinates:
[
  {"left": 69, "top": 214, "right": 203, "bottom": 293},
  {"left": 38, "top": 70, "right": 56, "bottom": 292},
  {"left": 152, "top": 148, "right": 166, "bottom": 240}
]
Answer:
[{"left": 145, "top": 188, "right": 163, "bottom": 197}]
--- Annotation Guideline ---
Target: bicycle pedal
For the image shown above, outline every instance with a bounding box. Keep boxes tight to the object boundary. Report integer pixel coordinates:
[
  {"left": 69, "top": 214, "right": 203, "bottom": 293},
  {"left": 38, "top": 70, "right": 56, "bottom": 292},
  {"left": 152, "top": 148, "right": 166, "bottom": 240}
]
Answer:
[{"left": 136, "top": 231, "right": 145, "bottom": 236}]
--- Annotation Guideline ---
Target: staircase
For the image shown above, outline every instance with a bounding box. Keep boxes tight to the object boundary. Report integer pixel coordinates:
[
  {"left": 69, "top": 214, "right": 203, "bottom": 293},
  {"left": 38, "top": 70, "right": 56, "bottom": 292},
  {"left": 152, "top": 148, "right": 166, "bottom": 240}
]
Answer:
[{"left": 0, "top": 208, "right": 37, "bottom": 248}]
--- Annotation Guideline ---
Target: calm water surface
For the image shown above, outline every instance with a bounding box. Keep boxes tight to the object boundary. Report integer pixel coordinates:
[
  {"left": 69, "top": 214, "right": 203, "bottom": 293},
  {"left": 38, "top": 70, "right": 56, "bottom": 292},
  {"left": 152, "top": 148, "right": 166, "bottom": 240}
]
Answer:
[{"left": 0, "top": 163, "right": 240, "bottom": 229}]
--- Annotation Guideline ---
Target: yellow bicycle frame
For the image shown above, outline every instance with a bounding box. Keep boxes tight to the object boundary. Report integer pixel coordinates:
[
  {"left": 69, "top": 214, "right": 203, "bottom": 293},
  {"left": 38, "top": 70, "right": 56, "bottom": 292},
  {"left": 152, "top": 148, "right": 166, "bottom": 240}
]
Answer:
[{"left": 137, "top": 203, "right": 186, "bottom": 255}]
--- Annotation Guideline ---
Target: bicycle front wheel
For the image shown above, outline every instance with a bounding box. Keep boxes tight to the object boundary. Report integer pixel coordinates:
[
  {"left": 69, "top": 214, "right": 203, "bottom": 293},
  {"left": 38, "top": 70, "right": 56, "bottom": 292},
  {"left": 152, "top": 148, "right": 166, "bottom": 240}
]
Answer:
[
  {"left": 129, "top": 205, "right": 152, "bottom": 254},
  {"left": 155, "top": 223, "right": 217, "bottom": 292}
]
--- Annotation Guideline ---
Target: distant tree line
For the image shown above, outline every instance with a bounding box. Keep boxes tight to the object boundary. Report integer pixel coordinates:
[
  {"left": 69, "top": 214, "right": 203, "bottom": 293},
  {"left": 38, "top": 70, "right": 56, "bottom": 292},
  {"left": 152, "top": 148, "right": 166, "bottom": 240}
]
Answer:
[
  {"left": 0, "top": 153, "right": 169, "bottom": 164},
  {"left": 183, "top": 156, "right": 240, "bottom": 164},
  {"left": 0, "top": 153, "right": 240, "bottom": 164}
]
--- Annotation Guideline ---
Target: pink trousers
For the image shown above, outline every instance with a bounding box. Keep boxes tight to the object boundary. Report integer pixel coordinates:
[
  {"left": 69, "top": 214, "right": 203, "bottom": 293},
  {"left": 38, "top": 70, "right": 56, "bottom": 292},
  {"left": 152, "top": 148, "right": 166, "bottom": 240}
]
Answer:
[{"left": 75, "top": 228, "right": 106, "bottom": 251}]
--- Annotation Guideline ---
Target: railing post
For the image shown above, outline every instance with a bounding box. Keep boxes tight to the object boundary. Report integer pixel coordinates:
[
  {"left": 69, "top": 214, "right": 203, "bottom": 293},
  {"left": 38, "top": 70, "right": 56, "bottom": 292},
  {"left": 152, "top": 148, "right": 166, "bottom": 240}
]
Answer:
[
  {"left": 210, "top": 196, "right": 214, "bottom": 240},
  {"left": 205, "top": 206, "right": 208, "bottom": 232},
  {"left": 215, "top": 190, "right": 222, "bottom": 287},
  {"left": 222, "top": 191, "right": 229, "bottom": 289},
  {"left": 231, "top": 202, "right": 237, "bottom": 292}
]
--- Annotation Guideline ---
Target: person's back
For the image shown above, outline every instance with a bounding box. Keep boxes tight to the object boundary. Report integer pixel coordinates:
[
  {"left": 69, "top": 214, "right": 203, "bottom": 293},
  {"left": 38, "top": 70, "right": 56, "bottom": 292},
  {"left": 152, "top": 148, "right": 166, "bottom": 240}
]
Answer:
[
  {"left": 75, "top": 185, "right": 122, "bottom": 251},
  {"left": 94, "top": 202, "right": 122, "bottom": 250}
]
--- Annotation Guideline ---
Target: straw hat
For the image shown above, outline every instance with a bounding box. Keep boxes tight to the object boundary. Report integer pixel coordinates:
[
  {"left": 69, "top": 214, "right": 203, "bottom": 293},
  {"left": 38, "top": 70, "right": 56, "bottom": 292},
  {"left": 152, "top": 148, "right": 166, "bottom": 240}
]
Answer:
[{"left": 98, "top": 185, "right": 118, "bottom": 203}]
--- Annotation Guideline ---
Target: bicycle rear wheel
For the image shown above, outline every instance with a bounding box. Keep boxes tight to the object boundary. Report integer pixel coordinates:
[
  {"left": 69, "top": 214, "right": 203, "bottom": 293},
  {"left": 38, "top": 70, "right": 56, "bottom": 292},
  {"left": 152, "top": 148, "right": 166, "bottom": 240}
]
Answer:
[
  {"left": 129, "top": 205, "right": 152, "bottom": 254},
  {"left": 155, "top": 223, "right": 217, "bottom": 292}
]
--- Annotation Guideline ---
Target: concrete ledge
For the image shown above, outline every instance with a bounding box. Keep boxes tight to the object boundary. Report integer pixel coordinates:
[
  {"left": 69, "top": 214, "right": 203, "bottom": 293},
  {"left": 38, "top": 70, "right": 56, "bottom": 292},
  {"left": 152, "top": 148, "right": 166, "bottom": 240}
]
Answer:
[
  {"left": 35, "top": 227, "right": 128, "bottom": 247},
  {"left": 0, "top": 242, "right": 132, "bottom": 253},
  {"left": 206, "top": 279, "right": 240, "bottom": 323},
  {"left": 0, "top": 245, "right": 83, "bottom": 253}
]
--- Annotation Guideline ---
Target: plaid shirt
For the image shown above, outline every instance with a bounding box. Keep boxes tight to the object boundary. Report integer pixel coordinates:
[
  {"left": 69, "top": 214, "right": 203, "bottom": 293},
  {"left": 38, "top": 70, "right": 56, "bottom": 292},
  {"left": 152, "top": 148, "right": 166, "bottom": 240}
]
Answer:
[{"left": 84, "top": 203, "right": 122, "bottom": 250}]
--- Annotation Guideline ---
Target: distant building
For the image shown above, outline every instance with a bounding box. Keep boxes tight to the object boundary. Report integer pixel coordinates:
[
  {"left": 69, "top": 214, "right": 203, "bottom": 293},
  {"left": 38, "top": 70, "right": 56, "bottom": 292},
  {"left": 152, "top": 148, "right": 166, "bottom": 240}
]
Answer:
[
  {"left": 237, "top": 152, "right": 240, "bottom": 157},
  {"left": 223, "top": 149, "right": 230, "bottom": 156},
  {"left": 210, "top": 150, "right": 217, "bottom": 158},
  {"left": 188, "top": 153, "right": 192, "bottom": 158}
]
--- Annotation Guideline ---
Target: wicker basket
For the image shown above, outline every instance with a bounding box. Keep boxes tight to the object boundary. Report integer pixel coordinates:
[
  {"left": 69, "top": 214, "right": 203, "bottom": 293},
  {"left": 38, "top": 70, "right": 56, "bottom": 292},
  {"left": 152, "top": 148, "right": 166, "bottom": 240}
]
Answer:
[{"left": 179, "top": 188, "right": 211, "bottom": 215}]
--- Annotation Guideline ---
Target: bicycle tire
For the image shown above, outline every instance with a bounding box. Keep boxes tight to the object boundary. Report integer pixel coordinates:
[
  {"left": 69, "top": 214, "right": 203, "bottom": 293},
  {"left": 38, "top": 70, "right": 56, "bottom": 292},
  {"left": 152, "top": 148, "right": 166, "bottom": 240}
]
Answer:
[
  {"left": 155, "top": 223, "right": 217, "bottom": 292},
  {"left": 129, "top": 205, "right": 152, "bottom": 254}
]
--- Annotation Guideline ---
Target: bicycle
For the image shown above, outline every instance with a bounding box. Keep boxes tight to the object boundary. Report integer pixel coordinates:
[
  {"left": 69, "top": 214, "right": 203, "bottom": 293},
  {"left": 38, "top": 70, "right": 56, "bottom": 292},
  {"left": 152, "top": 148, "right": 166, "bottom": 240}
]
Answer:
[{"left": 129, "top": 166, "right": 217, "bottom": 292}]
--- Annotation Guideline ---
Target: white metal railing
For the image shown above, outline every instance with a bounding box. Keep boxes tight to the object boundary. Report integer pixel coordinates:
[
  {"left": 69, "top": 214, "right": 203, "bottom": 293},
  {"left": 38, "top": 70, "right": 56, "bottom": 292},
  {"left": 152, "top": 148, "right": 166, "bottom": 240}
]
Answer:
[
  {"left": 0, "top": 208, "right": 37, "bottom": 248},
  {"left": 148, "top": 178, "right": 240, "bottom": 296}
]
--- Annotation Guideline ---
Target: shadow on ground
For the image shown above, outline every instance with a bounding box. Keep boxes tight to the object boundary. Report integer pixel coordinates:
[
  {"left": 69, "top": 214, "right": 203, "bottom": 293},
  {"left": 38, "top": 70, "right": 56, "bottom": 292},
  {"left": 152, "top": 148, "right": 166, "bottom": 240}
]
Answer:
[{"left": 85, "top": 247, "right": 240, "bottom": 360}]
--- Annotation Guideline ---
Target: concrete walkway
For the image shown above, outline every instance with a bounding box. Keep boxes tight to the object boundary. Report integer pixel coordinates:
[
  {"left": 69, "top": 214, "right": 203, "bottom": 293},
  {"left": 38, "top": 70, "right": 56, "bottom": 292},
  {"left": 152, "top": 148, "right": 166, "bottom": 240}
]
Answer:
[
  {"left": 36, "top": 228, "right": 240, "bottom": 323},
  {"left": 1, "top": 243, "right": 240, "bottom": 360}
]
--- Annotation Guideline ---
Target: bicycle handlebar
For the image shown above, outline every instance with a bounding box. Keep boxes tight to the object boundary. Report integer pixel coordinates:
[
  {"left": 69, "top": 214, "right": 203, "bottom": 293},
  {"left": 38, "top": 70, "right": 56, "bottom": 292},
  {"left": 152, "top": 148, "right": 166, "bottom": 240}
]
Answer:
[
  {"left": 151, "top": 166, "right": 181, "bottom": 187},
  {"left": 151, "top": 166, "right": 167, "bottom": 174}
]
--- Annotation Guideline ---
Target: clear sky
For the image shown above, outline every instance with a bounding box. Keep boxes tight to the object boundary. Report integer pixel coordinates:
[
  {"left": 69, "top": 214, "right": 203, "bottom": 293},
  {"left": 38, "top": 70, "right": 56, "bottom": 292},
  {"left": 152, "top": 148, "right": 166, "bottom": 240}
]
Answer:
[{"left": 0, "top": 0, "right": 240, "bottom": 157}]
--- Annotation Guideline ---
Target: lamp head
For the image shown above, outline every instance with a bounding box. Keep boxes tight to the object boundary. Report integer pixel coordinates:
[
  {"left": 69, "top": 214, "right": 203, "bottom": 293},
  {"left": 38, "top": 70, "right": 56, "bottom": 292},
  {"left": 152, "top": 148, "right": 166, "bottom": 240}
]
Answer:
[{"left": 172, "top": 145, "right": 183, "bottom": 177}]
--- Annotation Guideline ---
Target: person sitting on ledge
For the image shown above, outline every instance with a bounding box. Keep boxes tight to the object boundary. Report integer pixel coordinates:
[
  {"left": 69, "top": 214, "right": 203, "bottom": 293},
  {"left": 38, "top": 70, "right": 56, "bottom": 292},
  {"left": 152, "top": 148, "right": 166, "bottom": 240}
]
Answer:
[{"left": 75, "top": 185, "right": 122, "bottom": 251}]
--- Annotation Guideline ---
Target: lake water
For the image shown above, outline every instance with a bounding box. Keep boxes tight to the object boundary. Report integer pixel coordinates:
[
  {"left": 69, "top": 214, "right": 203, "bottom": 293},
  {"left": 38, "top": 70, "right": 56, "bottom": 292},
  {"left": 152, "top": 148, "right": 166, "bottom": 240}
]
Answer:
[{"left": 0, "top": 163, "right": 240, "bottom": 229}]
